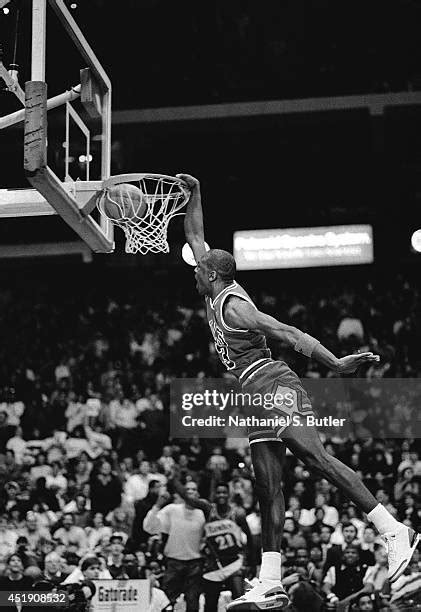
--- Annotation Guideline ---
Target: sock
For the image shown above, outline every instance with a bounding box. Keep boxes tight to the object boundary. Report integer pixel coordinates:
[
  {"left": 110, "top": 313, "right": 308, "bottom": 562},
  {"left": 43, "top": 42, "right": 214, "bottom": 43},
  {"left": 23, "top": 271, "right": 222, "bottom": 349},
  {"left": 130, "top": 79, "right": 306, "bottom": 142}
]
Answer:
[
  {"left": 259, "top": 551, "right": 282, "bottom": 581},
  {"left": 367, "top": 503, "right": 401, "bottom": 535}
]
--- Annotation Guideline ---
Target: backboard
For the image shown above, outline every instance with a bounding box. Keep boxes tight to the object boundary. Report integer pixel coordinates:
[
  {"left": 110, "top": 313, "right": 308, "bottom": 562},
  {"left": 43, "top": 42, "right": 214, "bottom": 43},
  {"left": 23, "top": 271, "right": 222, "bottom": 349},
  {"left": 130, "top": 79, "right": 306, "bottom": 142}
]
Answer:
[{"left": 0, "top": 0, "right": 114, "bottom": 253}]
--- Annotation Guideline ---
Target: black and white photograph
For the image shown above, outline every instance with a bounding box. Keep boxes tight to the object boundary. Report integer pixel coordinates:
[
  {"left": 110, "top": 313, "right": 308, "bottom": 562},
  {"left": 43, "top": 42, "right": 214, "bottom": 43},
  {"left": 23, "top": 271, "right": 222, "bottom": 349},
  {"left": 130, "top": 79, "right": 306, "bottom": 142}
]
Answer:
[{"left": 1, "top": 1, "right": 421, "bottom": 611}]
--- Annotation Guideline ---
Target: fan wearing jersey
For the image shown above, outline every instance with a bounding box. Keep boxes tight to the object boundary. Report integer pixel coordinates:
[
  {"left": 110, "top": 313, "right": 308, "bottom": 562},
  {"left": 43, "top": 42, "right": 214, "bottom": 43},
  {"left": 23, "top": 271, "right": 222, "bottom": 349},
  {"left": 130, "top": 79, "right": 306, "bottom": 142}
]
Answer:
[
  {"left": 202, "top": 483, "right": 252, "bottom": 612},
  {"left": 178, "top": 173, "right": 421, "bottom": 611}
]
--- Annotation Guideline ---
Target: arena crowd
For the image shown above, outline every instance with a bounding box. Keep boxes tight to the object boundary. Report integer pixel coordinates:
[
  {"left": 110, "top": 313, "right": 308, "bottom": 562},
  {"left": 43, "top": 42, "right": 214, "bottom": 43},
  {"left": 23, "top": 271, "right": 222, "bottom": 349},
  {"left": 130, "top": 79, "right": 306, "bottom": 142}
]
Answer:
[{"left": 0, "top": 269, "right": 420, "bottom": 611}]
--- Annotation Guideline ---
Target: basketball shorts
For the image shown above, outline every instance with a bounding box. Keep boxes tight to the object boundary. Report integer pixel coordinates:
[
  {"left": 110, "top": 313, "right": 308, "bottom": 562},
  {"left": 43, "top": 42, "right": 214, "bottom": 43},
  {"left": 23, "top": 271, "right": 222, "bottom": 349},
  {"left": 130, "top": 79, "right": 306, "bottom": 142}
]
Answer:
[{"left": 241, "top": 360, "right": 314, "bottom": 444}]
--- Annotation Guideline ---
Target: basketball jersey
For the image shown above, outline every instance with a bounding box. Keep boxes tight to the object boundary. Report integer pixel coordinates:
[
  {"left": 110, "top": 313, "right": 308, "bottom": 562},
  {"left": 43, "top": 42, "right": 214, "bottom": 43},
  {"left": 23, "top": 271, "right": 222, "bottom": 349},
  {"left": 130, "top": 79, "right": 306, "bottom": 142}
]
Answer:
[
  {"left": 205, "top": 281, "right": 271, "bottom": 379},
  {"left": 203, "top": 505, "right": 244, "bottom": 581}
]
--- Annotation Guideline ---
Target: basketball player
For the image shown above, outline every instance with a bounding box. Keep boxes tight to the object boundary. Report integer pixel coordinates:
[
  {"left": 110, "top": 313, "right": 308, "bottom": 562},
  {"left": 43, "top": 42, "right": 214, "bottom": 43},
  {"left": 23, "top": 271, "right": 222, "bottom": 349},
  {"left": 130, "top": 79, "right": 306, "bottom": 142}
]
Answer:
[
  {"left": 202, "top": 483, "right": 252, "bottom": 612},
  {"left": 177, "top": 173, "right": 420, "bottom": 610}
]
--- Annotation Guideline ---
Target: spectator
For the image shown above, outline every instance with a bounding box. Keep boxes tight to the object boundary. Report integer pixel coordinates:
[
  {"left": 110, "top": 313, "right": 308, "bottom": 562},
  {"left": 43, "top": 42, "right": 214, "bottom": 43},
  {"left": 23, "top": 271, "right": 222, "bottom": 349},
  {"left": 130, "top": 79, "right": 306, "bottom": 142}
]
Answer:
[
  {"left": 282, "top": 518, "right": 307, "bottom": 550},
  {"left": 323, "top": 546, "right": 372, "bottom": 609},
  {"left": 29, "top": 477, "right": 60, "bottom": 513},
  {"left": 359, "top": 526, "right": 377, "bottom": 567},
  {"left": 299, "top": 493, "right": 339, "bottom": 528},
  {"left": 337, "top": 311, "right": 364, "bottom": 342},
  {"left": 394, "top": 466, "right": 416, "bottom": 502},
  {"left": 143, "top": 482, "right": 207, "bottom": 612},
  {"left": 120, "top": 552, "right": 144, "bottom": 579},
  {"left": 55, "top": 359, "right": 70, "bottom": 383},
  {"left": 85, "top": 513, "right": 112, "bottom": 552},
  {"left": 0, "top": 553, "right": 34, "bottom": 610},
  {"left": 0, "top": 514, "right": 18, "bottom": 563},
  {"left": 288, "top": 580, "right": 324, "bottom": 611},
  {"left": 62, "top": 555, "right": 112, "bottom": 584},
  {"left": 6, "top": 427, "right": 27, "bottom": 465},
  {"left": 307, "top": 545, "right": 324, "bottom": 584},
  {"left": 72, "top": 456, "right": 92, "bottom": 490},
  {"left": 0, "top": 412, "right": 14, "bottom": 453},
  {"left": 0, "top": 389, "right": 25, "bottom": 428},
  {"left": 3, "top": 481, "right": 26, "bottom": 516},
  {"left": 15, "top": 535, "right": 39, "bottom": 569},
  {"left": 65, "top": 495, "right": 91, "bottom": 529},
  {"left": 3, "top": 450, "right": 22, "bottom": 483},
  {"left": 106, "top": 533, "right": 127, "bottom": 578},
  {"left": 42, "top": 552, "right": 66, "bottom": 584},
  {"left": 53, "top": 513, "right": 87, "bottom": 557},
  {"left": 157, "top": 446, "right": 175, "bottom": 475},
  {"left": 124, "top": 460, "right": 153, "bottom": 503},
  {"left": 323, "top": 522, "right": 359, "bottom": 574},
  {"left": 352, "top": 593, "right": 380, "bottom": 611},
  {"left": 347, "top": 505, "right": 367, "bottom": 541},
  {"left": 45, "top": 461, "right": 67, "bottom": 496},
  {"left": 363, "top": 544, "right": 389, "bottom": 594},
  {"left": 65, "top": 395, "right": 86, "bottom": 434},
  {"left": 107, "top": 506, "right": 133, "bottom": 537},
  {"left": 84, "top": 424, "right": 112, "bottom": 458},
  {"left": 30, "top": 453, "right": 52, "bottom": 482},
  {"left": 131, "top": 480, "right": 163, "bottom": 548},
  {"left": 19, "top": 511, "right": 50, "bottom": 552},
  {"left": 90, "top": 460, "right": 122, "bottom": 515},
  {"left": 206, "top": 447, "right": 229, "bottom": 473},
  {"left": 375, "top": 488, "right": 397, "bottom": 518}
]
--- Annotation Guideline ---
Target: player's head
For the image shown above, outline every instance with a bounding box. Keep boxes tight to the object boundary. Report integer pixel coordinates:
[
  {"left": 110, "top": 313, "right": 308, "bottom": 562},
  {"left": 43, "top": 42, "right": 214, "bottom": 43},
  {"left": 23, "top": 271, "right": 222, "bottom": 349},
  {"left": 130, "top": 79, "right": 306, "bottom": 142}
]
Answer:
[{"left": 194, "top": 249, "right": 236, "bottom": 296}]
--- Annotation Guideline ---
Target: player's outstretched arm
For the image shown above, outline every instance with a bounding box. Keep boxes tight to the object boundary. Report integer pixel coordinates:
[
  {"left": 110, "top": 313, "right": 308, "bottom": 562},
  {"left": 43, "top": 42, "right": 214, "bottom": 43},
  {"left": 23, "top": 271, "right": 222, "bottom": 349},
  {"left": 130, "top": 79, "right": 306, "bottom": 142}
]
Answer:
[
  {"left": 224, "top": 296, "right": 379, "bottom": 374},
  {"left": 176, "top": 173, "right": 207, "bottom": 263}
]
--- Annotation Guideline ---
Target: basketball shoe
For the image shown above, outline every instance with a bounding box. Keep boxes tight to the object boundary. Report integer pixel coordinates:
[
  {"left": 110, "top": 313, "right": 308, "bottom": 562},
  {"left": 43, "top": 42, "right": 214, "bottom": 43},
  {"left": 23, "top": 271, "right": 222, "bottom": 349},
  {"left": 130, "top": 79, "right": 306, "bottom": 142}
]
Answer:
[
  {"left": 383, "top": 525, "right": 420, "bottom": 583},
  {"left": 226, "top": 578, "right": 289, "bottom": 610}
]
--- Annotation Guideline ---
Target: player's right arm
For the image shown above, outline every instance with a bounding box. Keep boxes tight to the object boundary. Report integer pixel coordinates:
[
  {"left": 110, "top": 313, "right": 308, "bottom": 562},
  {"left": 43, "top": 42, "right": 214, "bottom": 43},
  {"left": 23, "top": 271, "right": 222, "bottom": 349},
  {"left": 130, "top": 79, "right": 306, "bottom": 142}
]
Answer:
[
  {"left": 177, "top": 173, "right": 208, "bottom": 263},
  {"left": 224, "top": 296, "right": 379, "bottom": 374}
]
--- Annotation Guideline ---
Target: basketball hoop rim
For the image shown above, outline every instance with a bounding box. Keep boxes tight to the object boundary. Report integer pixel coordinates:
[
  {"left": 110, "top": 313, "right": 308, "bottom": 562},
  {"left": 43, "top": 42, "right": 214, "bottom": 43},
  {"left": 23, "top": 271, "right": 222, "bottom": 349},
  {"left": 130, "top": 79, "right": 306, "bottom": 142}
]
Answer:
[{"left": 102, "top": 173, "right": 189, "bottom": 190}]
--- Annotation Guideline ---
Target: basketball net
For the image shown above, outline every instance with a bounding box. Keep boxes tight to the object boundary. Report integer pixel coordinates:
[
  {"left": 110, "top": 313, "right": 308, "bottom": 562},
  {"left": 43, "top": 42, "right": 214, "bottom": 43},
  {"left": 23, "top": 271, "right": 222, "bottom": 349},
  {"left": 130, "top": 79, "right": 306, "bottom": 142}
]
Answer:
[{"left": 97, "top": 175, "right": 190, "bottom": 254}]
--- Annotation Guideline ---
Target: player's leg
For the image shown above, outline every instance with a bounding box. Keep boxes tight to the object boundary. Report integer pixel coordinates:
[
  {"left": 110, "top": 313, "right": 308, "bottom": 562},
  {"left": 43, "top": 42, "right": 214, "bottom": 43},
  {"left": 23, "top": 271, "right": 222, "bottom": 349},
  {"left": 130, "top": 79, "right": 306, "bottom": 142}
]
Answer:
[
  {"left": 203, "top": 579, "right": 221, "bottom": 612},
  {"left": 227, "top": 441, "right": 289, "bottom": 610},
  {"left": 283, "top": 417, "right": 420, "bottom": 582},
  {"left": 251, "top": 441, "right": 286, "bottom": 554},
  {"left": 285, "top": 419, "right": 376, "bottom": 511},
  {"left": 230, "top": 573, "right": 245, "bottom": 599}
]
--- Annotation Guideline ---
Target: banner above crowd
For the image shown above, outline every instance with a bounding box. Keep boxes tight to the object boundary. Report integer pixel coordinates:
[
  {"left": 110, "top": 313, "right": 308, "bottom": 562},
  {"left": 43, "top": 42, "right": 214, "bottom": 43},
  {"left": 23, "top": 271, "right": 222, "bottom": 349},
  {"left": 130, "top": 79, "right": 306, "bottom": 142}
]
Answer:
[{"left": 234, "top": 225, "right": 374, "bottom": 269}]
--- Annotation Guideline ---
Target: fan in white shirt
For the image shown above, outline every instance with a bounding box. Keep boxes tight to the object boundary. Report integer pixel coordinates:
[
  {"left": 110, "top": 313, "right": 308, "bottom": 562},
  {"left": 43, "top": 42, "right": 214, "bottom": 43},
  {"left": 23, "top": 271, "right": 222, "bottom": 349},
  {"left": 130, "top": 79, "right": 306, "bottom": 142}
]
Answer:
[
  {"left": 124, "top": 461, "right": 153, "bottom": 503},
  {"left": 6, "top": 427, "right": 27, "bottom": 464},
  {"left": 298, "top": 494, "right": 339, "bottom": 528}
]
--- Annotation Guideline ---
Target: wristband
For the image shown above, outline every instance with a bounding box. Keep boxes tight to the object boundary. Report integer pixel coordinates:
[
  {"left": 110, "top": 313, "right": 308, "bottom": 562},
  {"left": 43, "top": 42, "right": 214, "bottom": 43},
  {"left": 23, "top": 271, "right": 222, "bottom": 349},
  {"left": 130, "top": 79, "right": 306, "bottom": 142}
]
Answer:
[{"left": 294, "top": 332, "right": 320, "bottom": 357}]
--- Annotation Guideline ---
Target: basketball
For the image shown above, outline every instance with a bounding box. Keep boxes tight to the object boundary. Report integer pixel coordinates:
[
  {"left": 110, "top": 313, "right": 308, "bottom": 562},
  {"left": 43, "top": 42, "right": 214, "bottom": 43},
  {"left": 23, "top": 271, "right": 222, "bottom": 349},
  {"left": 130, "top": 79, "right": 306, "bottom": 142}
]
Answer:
[{"left": 101, "top": 183, "right": 147, "bottom": 220}]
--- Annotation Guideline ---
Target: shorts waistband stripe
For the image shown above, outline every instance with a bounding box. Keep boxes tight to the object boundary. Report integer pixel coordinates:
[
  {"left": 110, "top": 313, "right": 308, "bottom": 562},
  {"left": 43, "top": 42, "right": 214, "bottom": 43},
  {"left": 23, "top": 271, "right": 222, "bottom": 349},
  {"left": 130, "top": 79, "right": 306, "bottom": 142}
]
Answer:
[{"left": 239, "top": 358, "right": 273, "bottom": 384}]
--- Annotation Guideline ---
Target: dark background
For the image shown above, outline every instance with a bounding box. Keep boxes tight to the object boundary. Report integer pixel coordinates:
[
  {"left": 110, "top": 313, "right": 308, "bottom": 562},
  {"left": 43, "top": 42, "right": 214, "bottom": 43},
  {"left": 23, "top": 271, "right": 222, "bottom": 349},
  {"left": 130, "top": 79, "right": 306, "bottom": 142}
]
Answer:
[{"left": 0, "top": 0, "right": 420, "bottom": 268}]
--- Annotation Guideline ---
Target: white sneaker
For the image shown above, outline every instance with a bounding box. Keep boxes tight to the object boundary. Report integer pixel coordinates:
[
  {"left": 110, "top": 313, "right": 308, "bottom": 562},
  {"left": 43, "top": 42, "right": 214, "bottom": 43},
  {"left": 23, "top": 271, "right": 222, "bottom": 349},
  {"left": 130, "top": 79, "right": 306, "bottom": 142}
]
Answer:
[
  {"left": 226, "top": 578, "right": 289, "bottom": 610},
  {"left": 383, "top": 525, "right": 420, "bottom": 583}
]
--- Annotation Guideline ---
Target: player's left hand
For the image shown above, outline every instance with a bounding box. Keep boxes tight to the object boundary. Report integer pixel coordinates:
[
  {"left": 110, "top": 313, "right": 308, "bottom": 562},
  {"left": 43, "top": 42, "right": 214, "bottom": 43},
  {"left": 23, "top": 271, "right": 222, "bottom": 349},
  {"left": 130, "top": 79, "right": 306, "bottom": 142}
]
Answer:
[{"left": 336, "top": 352, "right": 380, "bottom": 374}]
